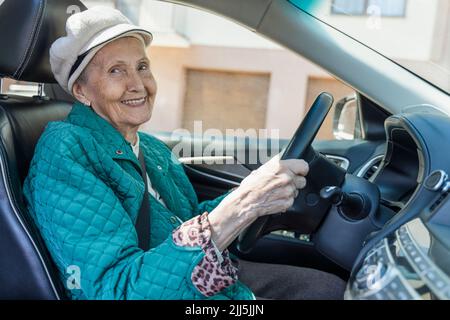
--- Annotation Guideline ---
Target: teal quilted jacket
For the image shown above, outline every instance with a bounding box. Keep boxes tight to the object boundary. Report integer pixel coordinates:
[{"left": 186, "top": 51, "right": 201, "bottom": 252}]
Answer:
[{"left": 23, "top": 101, "right": 254, "bottom": 300}]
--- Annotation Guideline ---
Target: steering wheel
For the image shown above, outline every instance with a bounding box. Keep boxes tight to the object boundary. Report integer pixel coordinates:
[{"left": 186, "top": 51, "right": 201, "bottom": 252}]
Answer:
[{"left": 237, "top": 92, "right": 347, "bottom": 253}]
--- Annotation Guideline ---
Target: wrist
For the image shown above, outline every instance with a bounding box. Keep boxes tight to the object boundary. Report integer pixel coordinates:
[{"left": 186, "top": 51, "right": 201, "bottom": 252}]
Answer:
[
  {"left": 208, "top": 188, "right": 257, "bottom": 251},
  {"left": 225, "top": 186, "right": 259, "bottom": 219}
]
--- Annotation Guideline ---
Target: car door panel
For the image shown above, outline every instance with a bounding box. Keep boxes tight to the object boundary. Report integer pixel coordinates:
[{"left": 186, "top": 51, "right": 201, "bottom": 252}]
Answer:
[{"left": 153, "top": 131, "right": 385, "bottom": 200}]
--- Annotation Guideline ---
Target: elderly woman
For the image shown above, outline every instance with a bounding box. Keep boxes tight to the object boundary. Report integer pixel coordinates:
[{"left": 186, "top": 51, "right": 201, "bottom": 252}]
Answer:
[{"left": 23, "top": 6, "right": 345, "bottom": 300}]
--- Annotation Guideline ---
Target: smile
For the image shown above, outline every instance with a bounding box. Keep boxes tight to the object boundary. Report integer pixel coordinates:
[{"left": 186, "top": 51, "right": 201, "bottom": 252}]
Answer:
[{"left": 120, "top": 96, "right": 147, "bottom": 106}]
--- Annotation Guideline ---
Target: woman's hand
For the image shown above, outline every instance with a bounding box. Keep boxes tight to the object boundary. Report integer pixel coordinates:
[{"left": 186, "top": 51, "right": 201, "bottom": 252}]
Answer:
[
  {"left": 236, "top": 154, "right": 309, "bottom": 218},
  {"left": 208, "top": 155, "right": 309, "bottom": 252}
]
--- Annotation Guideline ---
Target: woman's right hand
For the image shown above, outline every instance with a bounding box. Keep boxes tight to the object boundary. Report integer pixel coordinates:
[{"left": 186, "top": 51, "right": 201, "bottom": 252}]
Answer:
[
  {"left": 235, "top": 154, "right": 309, "bottom": 218},
  {"left": 208, "top": 154, "right": 309, "bottom": 252}
]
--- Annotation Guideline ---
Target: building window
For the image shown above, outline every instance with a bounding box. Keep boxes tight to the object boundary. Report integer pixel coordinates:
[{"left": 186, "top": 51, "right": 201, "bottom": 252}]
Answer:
[
  {"left": 114, "top": 0, "right": 142, "bottom": 24},
  {"left": 182, "top": 69, "right": 270, "bottom": 133},
  {"left": 331, "top": 0, "right": 406, "bottom": 17}
]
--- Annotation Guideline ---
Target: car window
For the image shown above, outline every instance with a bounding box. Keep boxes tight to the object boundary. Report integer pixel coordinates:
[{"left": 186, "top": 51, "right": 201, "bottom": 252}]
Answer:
[
  {"left": 81, "top": 0, "right": 361, "bottom": 142},
  {"left": 289, "top": 0, "right": 450, "bottom": 95}
]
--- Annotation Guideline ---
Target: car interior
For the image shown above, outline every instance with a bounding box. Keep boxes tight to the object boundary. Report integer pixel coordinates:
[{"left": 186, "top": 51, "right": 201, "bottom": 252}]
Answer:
[{"left": 1, "top": 0, "right": 450, "bottom": 300}]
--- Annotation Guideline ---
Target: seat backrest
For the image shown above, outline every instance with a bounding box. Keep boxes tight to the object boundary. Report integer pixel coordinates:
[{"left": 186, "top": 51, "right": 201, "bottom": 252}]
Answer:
[
  {"left": 0, "top": 97, "right": 72, "bottom": 299},
  {"left": 0, "top": 0, "right": 86, "bottom": 299}
]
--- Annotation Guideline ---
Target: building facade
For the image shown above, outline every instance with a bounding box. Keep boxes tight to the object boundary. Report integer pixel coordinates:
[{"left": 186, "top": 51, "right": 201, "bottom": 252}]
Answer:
[{"left": 1, "top": 0, "right": 448, "bottom": 140}]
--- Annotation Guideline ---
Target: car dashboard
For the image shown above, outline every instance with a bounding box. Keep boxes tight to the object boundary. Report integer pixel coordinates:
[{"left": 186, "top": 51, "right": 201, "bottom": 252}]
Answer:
[
  {"left": 370, "top": 115, "right": 425, "bottom": 223},
  {"left": 346, "top": 108, "right": 450, "bottom": 300},
  {"left": 347, "top": 212, "right": 450, "bottom": 300}
]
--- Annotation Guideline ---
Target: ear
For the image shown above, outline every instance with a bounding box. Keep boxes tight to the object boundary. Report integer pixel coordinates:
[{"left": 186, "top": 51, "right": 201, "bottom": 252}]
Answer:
[{"left": 72, "top": 81, "right": 91, "bottom": 106}]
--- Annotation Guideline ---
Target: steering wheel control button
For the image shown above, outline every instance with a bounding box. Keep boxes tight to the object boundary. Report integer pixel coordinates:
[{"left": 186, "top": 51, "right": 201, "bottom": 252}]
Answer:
[
  {"left": 305, "top": 193, "right": 320, "bottom": 206},
  {"left": 424, "top": 170, "right": 448, "bottom": 191},
  {"left": 387, "top": 277, "right": 412, "bottom": 300},
  {"left": 424, "top": 270, "right": 447, "bottom": 290},
  {"left": 389, "top": 278, "right": 400, "bottom": 291}
]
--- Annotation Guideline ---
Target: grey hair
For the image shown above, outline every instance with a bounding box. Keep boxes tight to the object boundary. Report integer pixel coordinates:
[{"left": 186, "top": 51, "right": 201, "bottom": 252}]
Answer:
[{"left": 75, "top": 67, "right": 89, "bottom": 85}]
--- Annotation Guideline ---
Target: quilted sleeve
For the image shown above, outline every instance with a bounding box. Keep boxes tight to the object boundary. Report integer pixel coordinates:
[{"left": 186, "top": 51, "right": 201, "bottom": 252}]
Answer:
[{"left": 23, "top": 132, "right": 235, "bottom": 300}]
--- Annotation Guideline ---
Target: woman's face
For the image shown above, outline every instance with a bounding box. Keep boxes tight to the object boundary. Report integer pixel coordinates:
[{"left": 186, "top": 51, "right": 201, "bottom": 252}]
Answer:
[{"left": 73, "top": 36, "right": 157, "bottom": 136}]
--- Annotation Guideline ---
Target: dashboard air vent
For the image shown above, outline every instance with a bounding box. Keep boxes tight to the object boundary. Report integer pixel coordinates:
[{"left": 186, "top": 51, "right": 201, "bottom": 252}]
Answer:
[{"left": 363, "top": 160, "right": 382, "bottom": 180}]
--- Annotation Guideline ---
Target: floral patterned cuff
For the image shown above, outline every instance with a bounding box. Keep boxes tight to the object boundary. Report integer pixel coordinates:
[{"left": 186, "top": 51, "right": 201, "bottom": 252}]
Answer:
[{"left": 172, "top": 212, "right": 238, "bottom": 297}]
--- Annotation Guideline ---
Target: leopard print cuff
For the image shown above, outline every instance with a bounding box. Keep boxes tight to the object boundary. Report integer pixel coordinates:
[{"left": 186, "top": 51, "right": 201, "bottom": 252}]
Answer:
[{"left": 172, "top": 212, "right": 238, "bottom": 297}]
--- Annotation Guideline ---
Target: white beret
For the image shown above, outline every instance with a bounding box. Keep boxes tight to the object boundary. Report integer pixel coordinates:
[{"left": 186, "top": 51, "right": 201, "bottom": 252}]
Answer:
[{"left": 49, "top": 6, "right": 152, "bottom": 95}]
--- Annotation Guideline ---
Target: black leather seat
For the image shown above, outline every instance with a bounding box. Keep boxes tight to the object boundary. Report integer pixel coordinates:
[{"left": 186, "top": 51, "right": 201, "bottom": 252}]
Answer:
[{"left": 0, "top": 0, "right": 87, "bottom": 299}]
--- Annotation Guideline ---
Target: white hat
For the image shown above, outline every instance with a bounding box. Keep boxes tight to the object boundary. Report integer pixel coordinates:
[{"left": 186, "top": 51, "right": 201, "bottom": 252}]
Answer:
[{"left": 49, "top": 6, "right": 153, "bottom": 95}]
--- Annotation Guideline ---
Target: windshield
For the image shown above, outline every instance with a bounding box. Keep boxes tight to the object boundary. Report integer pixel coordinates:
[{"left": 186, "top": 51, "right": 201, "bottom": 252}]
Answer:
[{"left": 289, "top": 0, "right": 450, "bottom": 94}]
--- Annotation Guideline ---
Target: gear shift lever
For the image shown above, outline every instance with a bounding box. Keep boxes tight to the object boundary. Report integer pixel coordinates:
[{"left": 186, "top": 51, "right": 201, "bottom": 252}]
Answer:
[{"left": 320, "top": 186, "right": 369, "bottom": 220}]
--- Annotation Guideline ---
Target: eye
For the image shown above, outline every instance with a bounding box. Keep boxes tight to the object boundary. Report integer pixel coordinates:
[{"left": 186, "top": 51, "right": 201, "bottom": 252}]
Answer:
[
  {"left": 109, "top": 67, "right": 122, "bottom": 74},
  {"left": 138, "top": 63, "right": 149, "bottom": 71}
]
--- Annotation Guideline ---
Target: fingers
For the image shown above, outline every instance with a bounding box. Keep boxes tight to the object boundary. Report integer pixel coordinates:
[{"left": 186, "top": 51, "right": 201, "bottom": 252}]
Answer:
[
  {"left": 267, "top": 153, "right": 282, "bottom": 165},
  {"left": 266, "top": 155, "right": 308, "bottom": 177},
  {"left": 245, "top": 155, "right": 308, "bottom": 218},
  {"left": 267, "top": 197, "right": 295, "bottom": 214},
  {"left": 294, "top": 176, "right": 307, "bottom": 190},
  {"left": 287, "top": 183, "right": 297, "bottom": 197},
  {"left": 289, "top": 177, "right": 303, "bottom": 199},
  {"left": 283, "top": 159, "right": 309, "bottom": 176},
  {"left": 275, "top": 168, "right": 307, "bottom": 188},
  {"left": 273, "top": 172, "right": 306, "bottom": 194}
]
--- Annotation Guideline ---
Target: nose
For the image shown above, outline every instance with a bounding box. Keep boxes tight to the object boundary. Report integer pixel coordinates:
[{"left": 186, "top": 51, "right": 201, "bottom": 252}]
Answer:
[{"left": 126, "top": 69, "right": 145, "bottom": 93}]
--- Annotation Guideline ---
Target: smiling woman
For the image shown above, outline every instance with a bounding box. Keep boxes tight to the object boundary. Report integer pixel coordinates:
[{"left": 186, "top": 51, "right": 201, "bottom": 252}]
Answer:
[
  {"left": 72, "top": 37, "right": 157, "bottom": 144},
  {"left": 21, "top": 4, "right": 345, "bottom": 300}
]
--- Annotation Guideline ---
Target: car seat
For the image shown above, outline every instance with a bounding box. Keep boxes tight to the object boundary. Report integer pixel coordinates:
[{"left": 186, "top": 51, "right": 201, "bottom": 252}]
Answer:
[{"left": 0, "top": 0, "right": 87, "bottom": 299}]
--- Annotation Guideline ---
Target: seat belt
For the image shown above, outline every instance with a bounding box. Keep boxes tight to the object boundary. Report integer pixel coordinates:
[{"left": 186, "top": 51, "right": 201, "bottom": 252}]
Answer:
[{"left": 136, "top": 148, "right": 150, "bottom": 251}]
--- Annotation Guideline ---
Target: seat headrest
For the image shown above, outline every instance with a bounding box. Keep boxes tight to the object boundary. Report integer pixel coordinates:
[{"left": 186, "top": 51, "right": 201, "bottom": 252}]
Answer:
[{"left": 0, "top": 0, "right": 87, "bottom": 83}]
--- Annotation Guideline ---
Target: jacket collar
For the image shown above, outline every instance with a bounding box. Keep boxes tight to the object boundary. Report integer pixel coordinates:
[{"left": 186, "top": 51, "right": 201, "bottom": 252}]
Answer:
[
  {"left": 66, "top": 102, "right": 181, "bottom": 216},
  {"left": 66, "top": 101, "right": 140, "bottom": 168}
]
